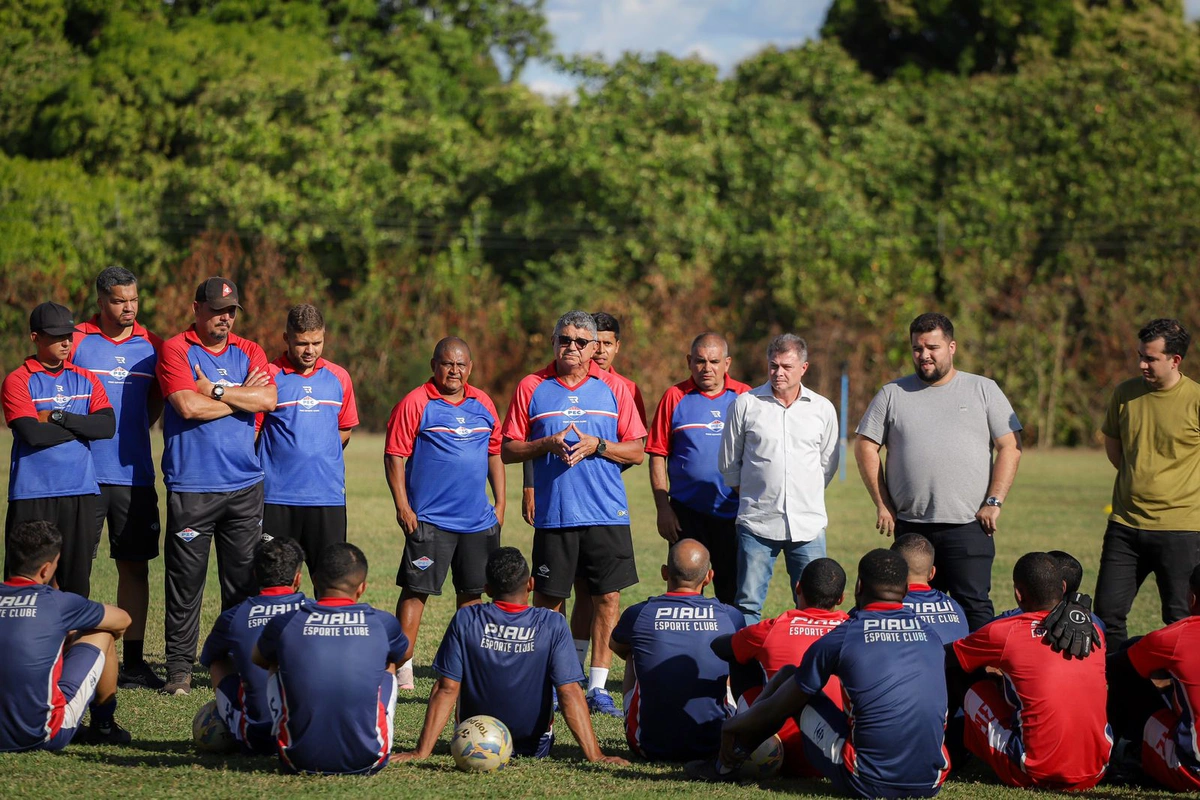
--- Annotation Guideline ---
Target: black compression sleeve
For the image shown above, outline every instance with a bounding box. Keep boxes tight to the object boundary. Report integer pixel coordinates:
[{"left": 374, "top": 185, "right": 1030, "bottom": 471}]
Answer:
[
  {"left": 60, "top": 407, "right": 116, "bottom": 440},
  {"left": 10, "top": 417, "right": 76, "bottom": 447},
  {"left": 523, "top": 459, "right": 534, "bottom": 490}
]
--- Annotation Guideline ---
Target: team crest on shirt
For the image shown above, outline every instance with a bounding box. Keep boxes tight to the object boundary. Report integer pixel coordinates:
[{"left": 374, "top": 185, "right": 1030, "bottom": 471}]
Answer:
[
  {"left": 564, "top": 406, "right": 584, "bottom": 418},
  {"left": 707, "top": 410, "right": 725, "bottom": 432},
  {"left": 454, "top": 417, "right": 471, "bottom": 436},
  {"left": 298, "top": 395, "right": 319, "bottom": 409},
  {"left": 52, "top": 385, "right": 70, "bottom": 409},
  {"left": 414, "top": 556, "right": 434, "bottom": 571},
  {"left": 111, "top": 356, "right": 129, "bottom": 381},
  {"left": 175, "top": 528, "right": 201, "bottom": 543}
]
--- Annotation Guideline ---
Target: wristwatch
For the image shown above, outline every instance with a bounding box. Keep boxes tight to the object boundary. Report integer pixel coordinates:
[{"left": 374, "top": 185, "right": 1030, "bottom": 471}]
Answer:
[
  {"left": 985, "top": 496, "right": 1002, "bottom": 508},
  {"left": 595, "top": 439, "right": 608, "bottom": 456},
  {"left": 49, "top": 409, "right": 65, "bottom": 425},
  {"left": 211, "top": 385, "right": 226, "bottom": 400}
]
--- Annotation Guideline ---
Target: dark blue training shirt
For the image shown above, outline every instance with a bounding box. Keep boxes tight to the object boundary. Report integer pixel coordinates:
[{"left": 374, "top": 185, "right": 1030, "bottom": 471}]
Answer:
[{"left": 902, "top": 584, "right": 968, "bottom": 645}]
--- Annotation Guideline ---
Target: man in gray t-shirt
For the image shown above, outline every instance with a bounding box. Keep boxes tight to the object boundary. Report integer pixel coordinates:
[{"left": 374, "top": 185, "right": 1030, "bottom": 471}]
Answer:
[{"left": 854, "top": 313, "right": 1023, "bottom": 630}]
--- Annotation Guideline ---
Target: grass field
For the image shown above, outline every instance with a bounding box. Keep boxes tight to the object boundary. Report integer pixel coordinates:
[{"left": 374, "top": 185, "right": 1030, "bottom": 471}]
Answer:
[{"left": 0, "top": 438, "right": 1179, "bottom": 799}]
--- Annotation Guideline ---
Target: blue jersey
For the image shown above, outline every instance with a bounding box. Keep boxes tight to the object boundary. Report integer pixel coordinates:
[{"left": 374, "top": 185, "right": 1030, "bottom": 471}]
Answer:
[
  {"left": 2, "top": 358, "right": 110, "bottom": 500},
  {"left": 258, "top": 598, "right": 407, "bottom": 775},
  {"left": 158, "top": 327, "right": 271, "bottom": 493},
  {"left": 385, "top": 382, "right": 500, "bottom": 533},
  {"left": 501, "top": 362, "right": 647, "bottom": 529},
  {"left": 0, "top": 578, "right": 105, "bottom": 751},
  {"left": 70, "top": 319, "right": 160, "bottom": 486},
  {"left": 903, "top": 585, "right": 968, "bottom": 645},
  {"left": 794, "top": 603, "right": 950, "bottom": 794},
  {"left": 259, "top": 356, "right": 358, "bottom": 507},
  {"left": 646, "top": 377, "right": 751, "bottom": 519},
  {"left": 199, "top": 587, "right": 305, "bottom": 745},
  {"left": 432, "top": 601, "right": 583, "bottom": 756},
  {"left": 612, "top": 592, "right": 744, "bottom": 760}
]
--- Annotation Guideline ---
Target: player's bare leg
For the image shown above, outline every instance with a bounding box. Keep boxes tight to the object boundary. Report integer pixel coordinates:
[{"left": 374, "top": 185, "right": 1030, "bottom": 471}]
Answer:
[
  {"left": 534, "top": 590, "right": 565, "bottom": 613},
  {"left": 586, "top": 591, "right": 623, "bottom": 716},
  {"left": 455, "top": 592, "right": 481, "bottom": 609},
  {"left": 396, "top": 589, "right": 428, "bottom": 689},
  {"left": 569, "top": 578, "right": 593, "bottom": 639},
  {"left": 74, "top": 631, "right": 132, "bottom": 744},
  {"left": 115, "top": 559, "right": 160, "bottom": 688}
]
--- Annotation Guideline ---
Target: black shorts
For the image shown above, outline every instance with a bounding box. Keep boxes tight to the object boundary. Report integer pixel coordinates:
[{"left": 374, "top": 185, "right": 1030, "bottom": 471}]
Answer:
[
  {"left": 672, "top": 500, "right": 737, "bottom": 605},
  {"left": 532, "top": 525, "right": 638, "bottom": 598},
  {"left": 261, "top": 503, "right": 347, "bottom": 573},
  {"left": 96, "top": 484, "right": 161, "bottom": 561},
  {"left": 396, "top": 522, "right": 500, "bottom": 596},
  {"left": 5, "top": 494, "right": 99, "bottom": 598}
]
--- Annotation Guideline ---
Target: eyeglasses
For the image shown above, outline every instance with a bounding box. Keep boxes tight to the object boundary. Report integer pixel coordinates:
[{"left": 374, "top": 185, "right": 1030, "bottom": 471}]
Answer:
[{"left": 556, "top": 335, "right": 596, "bottom": 350}]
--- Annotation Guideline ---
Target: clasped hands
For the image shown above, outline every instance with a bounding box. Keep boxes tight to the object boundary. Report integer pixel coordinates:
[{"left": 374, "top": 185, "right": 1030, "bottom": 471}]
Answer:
[{"left": 545, "top": 423, "right": 600, "bottom": 468}]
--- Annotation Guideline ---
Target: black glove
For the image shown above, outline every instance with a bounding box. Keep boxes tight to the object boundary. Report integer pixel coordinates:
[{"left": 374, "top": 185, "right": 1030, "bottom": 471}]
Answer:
[{"left": 1041, "top": 592, "right": 1101, "bottom": 660}]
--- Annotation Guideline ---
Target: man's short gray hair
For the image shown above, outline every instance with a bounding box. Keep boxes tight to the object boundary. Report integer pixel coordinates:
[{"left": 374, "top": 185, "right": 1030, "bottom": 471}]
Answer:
[
  {"left": 552, "top": 310, "right": 598, "bottom": 341},
  {"left": 767, "top": 333, "right": 808, "bottom": 362}
]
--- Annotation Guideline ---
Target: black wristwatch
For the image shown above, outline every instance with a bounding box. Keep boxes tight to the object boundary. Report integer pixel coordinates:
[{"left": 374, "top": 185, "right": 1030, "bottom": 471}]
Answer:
[
  {"left": 595, "top": 439, "right": 608, "bottom": 456},
  {"left": 211, "top": 385, "right": 226, "bottom": 400},
  {"left": 49, "top": 409, "right": 65, "bottom": 426}
]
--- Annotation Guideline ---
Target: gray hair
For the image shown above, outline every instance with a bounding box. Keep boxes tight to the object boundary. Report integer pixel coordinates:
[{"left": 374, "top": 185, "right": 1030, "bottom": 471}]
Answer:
[
  {"left": 767, "top": 333, "right": 807, "bottom": 362},
  {"left": 552, "top": 310, "right": 598, "bottom": 341}
]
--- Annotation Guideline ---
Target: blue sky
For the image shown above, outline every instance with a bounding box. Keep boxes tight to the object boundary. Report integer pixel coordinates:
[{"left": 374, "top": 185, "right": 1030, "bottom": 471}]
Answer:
[{"left": 522, "top": 0, "right": 1200, "bottom": 97}]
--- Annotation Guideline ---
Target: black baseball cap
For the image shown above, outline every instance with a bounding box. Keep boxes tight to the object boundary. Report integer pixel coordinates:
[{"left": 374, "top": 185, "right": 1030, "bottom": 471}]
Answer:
[
  {"left": 194, "top": 276, "right": 243, "bottom": 311},
  {"left": 29, "top": 302, "right": 76, "bottom": 336}
]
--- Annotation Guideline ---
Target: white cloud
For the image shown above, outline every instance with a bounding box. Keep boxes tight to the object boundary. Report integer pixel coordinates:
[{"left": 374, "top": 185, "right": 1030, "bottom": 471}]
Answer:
[{"left": 1187, "top": 0, "right": 1200, "bottom": 19}]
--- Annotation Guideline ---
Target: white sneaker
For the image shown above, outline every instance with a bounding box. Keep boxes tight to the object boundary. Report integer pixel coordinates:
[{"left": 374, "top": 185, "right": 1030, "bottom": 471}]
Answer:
[{"left": 396, "top": 662, "right": 415, "bottom": 690}]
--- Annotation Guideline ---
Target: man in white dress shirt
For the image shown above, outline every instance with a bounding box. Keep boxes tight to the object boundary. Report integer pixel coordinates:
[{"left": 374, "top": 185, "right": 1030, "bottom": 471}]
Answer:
[{"left": 718, "top": 334, "right": 839, "bottom": 623}]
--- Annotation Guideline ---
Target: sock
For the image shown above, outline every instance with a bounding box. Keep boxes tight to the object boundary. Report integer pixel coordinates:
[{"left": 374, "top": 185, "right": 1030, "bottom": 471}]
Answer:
[
  {"left": 400, "top": 658, "right": 413, "bottom": 675},
  {"left": 90, "top": 698, "right": 116, "bottom": 732},
  {"left": 588, "top": 667, "right": 609, "bottom": 693},
  {"left": 573, "top": 639, "right": 589, "bottom": 669},
  {"left": 123, "top": 639, "right": 143, "bottom": 666}
]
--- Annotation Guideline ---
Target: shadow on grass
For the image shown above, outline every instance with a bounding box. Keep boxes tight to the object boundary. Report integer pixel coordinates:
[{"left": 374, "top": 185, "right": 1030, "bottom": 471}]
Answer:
[{"left": 65, "top": 739, "right": 282, "bottom": 773}]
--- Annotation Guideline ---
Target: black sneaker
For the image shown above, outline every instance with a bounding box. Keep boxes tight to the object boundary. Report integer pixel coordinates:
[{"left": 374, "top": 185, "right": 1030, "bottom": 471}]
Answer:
[
  {"left": 684, "top": 759, "right": 742, "bottom": 783},
  {"left": 162, "top": 671, "right": 192, "bottom": 696},
  {"left": 76, "top": 721, "right": 133, "bottom": 746},
  {"left": 118, "top": 661, "right": 165, "bottom": 691}
]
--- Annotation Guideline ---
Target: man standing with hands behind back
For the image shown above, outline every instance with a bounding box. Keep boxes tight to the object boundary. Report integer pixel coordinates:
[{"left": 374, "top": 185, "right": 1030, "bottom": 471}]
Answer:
[
  {"left": 855, "top": 313, "right": 1022, "bottom": 630},
  {"left": 156, "top": 277, "right": 276, "bottom": 696}
]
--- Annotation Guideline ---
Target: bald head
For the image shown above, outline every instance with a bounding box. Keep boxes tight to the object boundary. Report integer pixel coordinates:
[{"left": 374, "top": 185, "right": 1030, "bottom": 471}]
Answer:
[
  {"left": 664, "top": 540, "right": 712, "bottom": 590},
  {"left": 687, "top": 332, "right": 732, "bottom": 393},
  {"left": 690, "top": 332, "right": 729, "bottom": 358},
  {"left": 891, "top": 533, "right": 935, "bottom": 584},
  {"left": 433, "top": 336, "right": 471, "bottom": 361}
]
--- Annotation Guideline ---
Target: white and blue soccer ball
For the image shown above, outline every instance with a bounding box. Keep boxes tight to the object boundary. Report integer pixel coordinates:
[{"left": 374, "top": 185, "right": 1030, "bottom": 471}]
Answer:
[
  {"left": 192, "top": 699, "right": 237, "bottom": 754},
  {"left": 741, "top": 733, "right": 785, "bottom": 778},
  {"left": 451, "top": 715, "right": 513, "bottom": 773}
]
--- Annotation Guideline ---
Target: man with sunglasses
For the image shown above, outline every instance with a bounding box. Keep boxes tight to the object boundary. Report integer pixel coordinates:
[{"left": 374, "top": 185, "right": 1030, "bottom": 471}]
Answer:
[{"left": 502, "top": 310, "right": 646, "bottom": 717}]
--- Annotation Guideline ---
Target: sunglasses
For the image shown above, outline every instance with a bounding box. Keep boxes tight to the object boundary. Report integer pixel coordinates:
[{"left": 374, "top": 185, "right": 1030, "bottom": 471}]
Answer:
[{"left": 556, "top": 335, "right": 596, "bottom": 350}]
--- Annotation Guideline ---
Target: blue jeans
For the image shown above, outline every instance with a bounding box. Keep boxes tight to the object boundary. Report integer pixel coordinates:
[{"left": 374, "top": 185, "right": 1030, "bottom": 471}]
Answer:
[{"left": 734, "top": 527, "right": 826, "bottom": 623}]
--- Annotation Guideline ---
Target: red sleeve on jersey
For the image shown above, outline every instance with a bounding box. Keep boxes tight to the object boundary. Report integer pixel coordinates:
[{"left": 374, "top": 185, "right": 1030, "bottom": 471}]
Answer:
[
  {"left": 1128, "top": 624, "right": 1182, "bottom": 679},
  {"left": 384, "top": 387, "right": 428, "bottom": 457},
  {"left": 157, "top": 334, "right": 198, "bottom": 398},
  {"left": 146, "top": 330, "right": 165, "bottom": 352},
  {"left": 953, "top": 616, "right": 1010, "bottom": 673},
  {"left": 471, "top": 387, "right": 503, "bottom": 456},
  {"left": 327, "top": 362, "right": 360, "bottom": 430},
  {"left": 501, "top": 373, "right": 544, "bottom": 442},
  {"left": 632, "top": 383, "right": 648, "bottom": 428},
  {"left": 1, "top": 367, "right": 36, "bottom": 424},
  {"left": 730, "top": 618, "right": 774, "bottom": 665},
  {"left": 81, "top": 366, "right": 112, "bottom": 412},
  {"left": 646, "top": 383, "right": 686, "bottom": 457}
]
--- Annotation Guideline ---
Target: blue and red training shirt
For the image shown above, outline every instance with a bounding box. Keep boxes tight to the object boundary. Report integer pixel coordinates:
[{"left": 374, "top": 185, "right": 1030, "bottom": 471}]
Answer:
[
  {"left": 646, "top": 375, "right": 750, "bottom": 519},
  {"left": 259, "top": 355, "right": 358, "bottom": 507},
  {"left": 501, "top": 361, "right": 646, "bottom": 529},
  {"left": 903, "top": 584, "right": 969, "bottom": 645},
  {"left": 612, "top": 591, "right": 745, "bottom": 760},
  {"left": 157, "top": 327, "right": 272, "bottom": 493},
  {"left": 2, "top": 358, "right": 111, "bottom": 500},
  {"left": 0, "top": 578, "right": 105, "bottom": 752},
  {"left": 385, "top": 381, "right": 501, "bottom": 533},
  {"left": 433, "top": 600, "right": 583, "bottom": 757},
  {"left": 70, "top": 318, "right": 162, "bottom": 487}
]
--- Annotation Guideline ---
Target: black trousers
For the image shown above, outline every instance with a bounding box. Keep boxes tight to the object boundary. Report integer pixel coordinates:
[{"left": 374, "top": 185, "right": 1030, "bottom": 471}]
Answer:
[
  {"left": 1094, "top": 521, "right": 1200, "bottom": 651},
  {"left": 895, "top": 519, "right": 995, "bottom": 630},
  {"left": 5, "top": 494, "right": 99, "bottom": 597},
  {"left": 163, "top": 483, "right": 263, "bottom": 675},
  {"left": 1105, "top": 637, "right": 1169, "bottom": 743},
  {"left": 261, "top": 503, "right": 347, "bottom": 577},
  {"left": 672, "top": 499, "right": 738, "bottom": 605}
]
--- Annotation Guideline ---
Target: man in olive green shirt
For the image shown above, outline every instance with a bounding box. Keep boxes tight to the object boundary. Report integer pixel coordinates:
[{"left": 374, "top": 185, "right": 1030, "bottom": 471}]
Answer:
[{"left": 1097, "top": 318, "right": 1200, "bottom": 648}]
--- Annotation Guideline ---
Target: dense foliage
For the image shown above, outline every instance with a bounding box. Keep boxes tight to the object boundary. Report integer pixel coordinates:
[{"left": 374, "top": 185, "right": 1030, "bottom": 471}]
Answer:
[{"left": 3, "top": 0, "right": 1198, "bottom": 442}]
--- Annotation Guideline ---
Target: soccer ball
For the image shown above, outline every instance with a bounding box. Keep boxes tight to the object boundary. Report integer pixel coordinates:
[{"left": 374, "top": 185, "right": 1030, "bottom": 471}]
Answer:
[
  {"left": 740, "top": 733, "right": 784, "bottom": 778},
  {"left": 450, "top": 715, "right": 513, "bottom": 773},
  {"left": 192, "top": 700, "right": 237, "bottom": 754}
]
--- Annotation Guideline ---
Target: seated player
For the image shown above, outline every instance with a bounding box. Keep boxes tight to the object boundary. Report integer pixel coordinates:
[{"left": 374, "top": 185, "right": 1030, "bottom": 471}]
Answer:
[
  {"left": 609, "top": 540, "right": 744, "bottom": 761},
  {"left": 398, "top": 547, "right": 627, "bottom": 764},
  {"left": 199, "top": 538, "right": 306, "bottom": 754},
  {"left": 892, "top": 534, "right": 967, "bottom": 645},
  {"left": 1107, "top": 563, "right": 1200, "bottom": 792},
  {"left": 253, "top": 543, "right": 407, "bottom": 775},
  {"left": 949, "top": 552, "right": 1111, "bottom": 791},
  {"left": 691, "top": 549, "right": 951, "bottom": 798},
  {"left": 994, "top": 550, "right": 1104, "bottom": 632},
  {"left": 710, "top": 557, "right": 848, "bottom": 776},
  {"left": 0, "top": 520, "right": 132, "bottom": 751}
]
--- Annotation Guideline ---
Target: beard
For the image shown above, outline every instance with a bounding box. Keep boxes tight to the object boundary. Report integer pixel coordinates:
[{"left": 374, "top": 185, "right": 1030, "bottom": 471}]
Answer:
[{"left": 915, "top": 362, "right": 949, "bottom": 384}]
